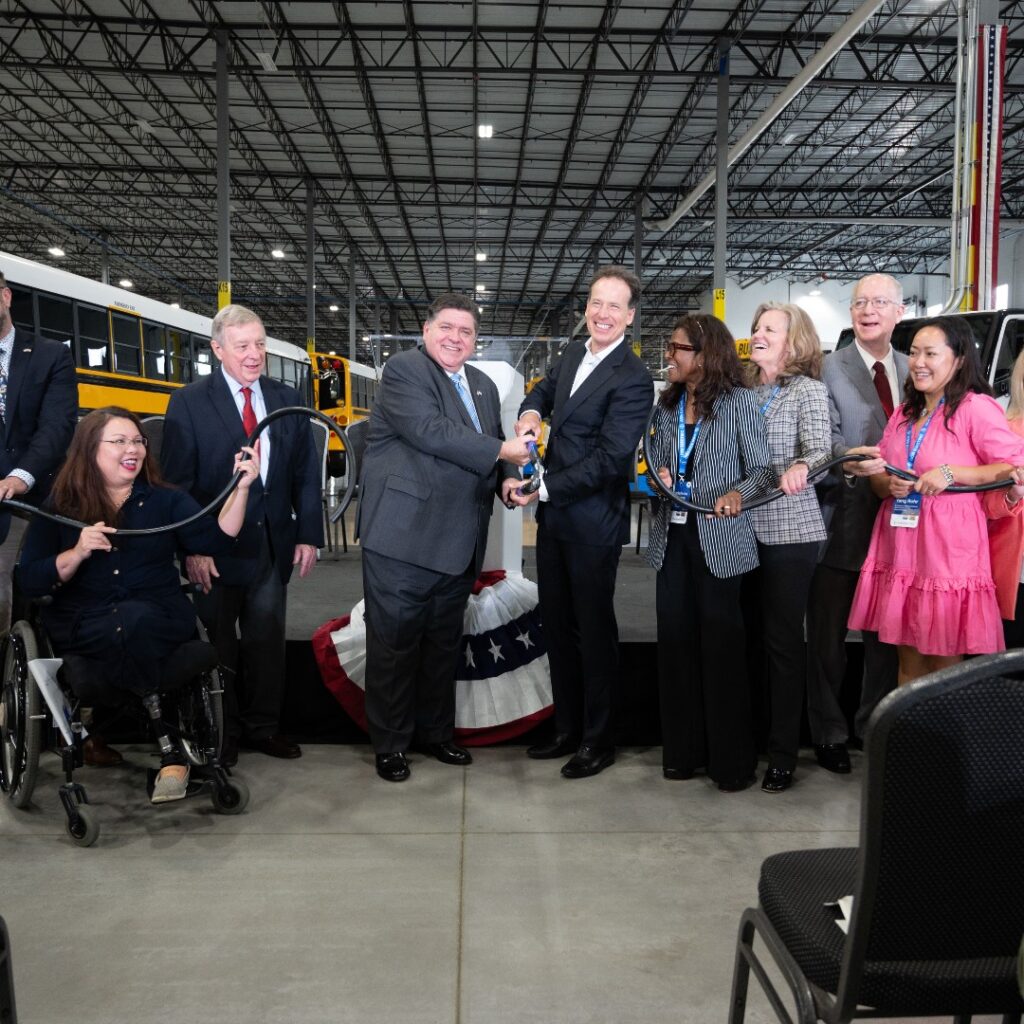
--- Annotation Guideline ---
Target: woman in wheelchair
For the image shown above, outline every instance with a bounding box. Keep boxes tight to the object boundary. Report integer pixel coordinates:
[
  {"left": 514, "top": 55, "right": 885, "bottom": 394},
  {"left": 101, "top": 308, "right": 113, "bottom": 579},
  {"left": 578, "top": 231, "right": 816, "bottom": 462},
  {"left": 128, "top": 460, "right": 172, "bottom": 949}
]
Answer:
[{"left": 16, "top": 406, "right": 259, "bottom": 804}]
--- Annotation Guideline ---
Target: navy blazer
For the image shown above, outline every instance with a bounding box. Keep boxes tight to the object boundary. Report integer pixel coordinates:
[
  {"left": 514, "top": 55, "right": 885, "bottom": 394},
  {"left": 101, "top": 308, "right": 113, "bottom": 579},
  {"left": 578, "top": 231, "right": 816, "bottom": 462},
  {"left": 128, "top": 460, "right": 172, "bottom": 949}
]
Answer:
[
  {"left": 357, "top": 348, "right": 510, "bottom": 576},
  {"left": 1, "top": 328, "right": 78, "bottom": 496},
  {"left": 519, "top": 339, "right": 653, "bottom": 547},
  {"left": 161, "top": 370, "right": 323, "bottom": 586}
]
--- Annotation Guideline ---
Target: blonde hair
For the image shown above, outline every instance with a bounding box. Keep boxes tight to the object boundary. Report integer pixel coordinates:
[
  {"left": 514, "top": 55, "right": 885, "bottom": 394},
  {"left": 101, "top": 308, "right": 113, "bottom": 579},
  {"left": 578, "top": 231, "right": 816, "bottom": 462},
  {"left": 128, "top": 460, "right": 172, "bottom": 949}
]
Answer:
[
  {"left": 211, "top": 304, "right": 264, "bottom": 343},
  {"left": 750, "top": 301, "right": 823, "bottom": 381},
  {"left": 1008, "top": 348, "right": 1024, "bottom": 419}
]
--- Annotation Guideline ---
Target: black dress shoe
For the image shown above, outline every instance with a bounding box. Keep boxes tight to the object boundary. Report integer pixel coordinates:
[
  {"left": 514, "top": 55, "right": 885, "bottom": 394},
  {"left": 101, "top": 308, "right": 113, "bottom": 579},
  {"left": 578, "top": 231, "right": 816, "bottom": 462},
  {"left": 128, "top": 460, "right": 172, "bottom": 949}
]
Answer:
[
  {"left": 418, "top": 741, "right": 473, "bottom": 766},
  {"left": 220, "top": 735, "right": 239, "bottom": 768},
  {"left": 245, "top": 735, "right": 302, "bottom": 759},
  {"left": 560, "top": 745, "right": 615, "bottom": 779},
  {"left": 662, "top": 767, "right": 694, "bottom": 781},
  {"left": 814, "top": 743, "right": 852, "bottom": 774},
  {"left": 376, "top": 752, "right": 410, "bottom": 782},
  {"left": 761, "top": 767, "right": 794, "bottom": 793},
  {"left": 526, "top": 734, "right": 579, "bottom": 759}
]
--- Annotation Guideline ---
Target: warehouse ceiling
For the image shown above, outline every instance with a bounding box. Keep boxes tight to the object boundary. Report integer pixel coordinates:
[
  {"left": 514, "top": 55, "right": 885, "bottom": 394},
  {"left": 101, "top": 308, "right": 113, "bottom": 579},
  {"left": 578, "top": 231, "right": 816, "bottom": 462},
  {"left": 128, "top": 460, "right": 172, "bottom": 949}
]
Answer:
[{"left": 2, "top": 0, "right": 1022, "bottom": 365}]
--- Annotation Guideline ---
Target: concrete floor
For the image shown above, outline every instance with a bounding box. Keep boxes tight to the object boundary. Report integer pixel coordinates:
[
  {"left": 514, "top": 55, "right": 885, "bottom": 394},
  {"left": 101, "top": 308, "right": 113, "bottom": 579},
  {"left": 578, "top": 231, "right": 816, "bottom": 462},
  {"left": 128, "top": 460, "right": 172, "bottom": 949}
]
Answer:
[{"left": 0, "top": 745, "right": 1003, "bottom": 1024}]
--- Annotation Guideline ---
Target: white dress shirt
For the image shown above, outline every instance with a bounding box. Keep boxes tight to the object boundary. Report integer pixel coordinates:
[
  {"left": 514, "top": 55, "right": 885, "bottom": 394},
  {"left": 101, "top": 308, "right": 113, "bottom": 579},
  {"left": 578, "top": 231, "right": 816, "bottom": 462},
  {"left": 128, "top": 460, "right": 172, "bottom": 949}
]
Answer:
[
  {"left": 222, "top": 366, "right": 270, "bottom": 483},
  {"left": 853, "top": 339, "right": 900, "bottom": 410}
]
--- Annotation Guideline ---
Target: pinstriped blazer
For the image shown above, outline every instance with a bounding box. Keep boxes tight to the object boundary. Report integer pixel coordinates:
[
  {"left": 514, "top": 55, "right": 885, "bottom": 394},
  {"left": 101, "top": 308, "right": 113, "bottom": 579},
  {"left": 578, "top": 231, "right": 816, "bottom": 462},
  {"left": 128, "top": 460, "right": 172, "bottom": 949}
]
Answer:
[
  {"left": 819, "top": 344, "right": 910, "bottom": 571},
  {"left": 645, "top": 388, "right": 774, "bottom": 578}
]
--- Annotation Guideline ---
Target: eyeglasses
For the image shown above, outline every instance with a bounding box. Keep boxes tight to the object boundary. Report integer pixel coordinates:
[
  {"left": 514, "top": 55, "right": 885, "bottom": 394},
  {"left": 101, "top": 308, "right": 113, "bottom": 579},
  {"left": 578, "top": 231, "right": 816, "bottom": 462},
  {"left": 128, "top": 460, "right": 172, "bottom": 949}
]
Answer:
[
  {"left": 851, "top": 297, "right": 899, "bottom": 311},
  {"left": 666, "top": 343, "right": 697, "bottom": 355},
  {"left": 101, "top": 436, "right": 148, "bottom": 448}
]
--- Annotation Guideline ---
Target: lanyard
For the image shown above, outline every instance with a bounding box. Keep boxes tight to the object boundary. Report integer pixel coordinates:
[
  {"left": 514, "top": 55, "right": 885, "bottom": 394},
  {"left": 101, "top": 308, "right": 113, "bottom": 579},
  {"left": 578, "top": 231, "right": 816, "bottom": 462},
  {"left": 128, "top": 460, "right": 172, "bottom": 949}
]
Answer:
[
  {"left": 759, "top": 383, "right": 782, "bottom": 416},
  {"left": 904, "top": 397, "right": 944, "bottom": 471},
  {"left": 676, "top": 395, "right": 702, "bottom": 482}
]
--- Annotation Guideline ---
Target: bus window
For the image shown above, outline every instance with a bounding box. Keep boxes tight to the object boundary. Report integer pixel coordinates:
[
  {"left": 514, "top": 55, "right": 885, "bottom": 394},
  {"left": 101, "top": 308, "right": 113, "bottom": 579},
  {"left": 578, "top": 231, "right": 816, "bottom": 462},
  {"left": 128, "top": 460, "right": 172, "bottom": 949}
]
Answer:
[
  {"left": 77, "top": 303, "right": 111, "bottom": 371},
  {"left": 266, "top": 353, "right": 282, "bottom": 382},
  {"left": 10, "top": 287, "right": 35, "bottom": 333},
  {"left": 143, "top": 321, "right": 167, "bottom": 379},
  {"left": 38, "top": 293, "right": 74, "bottom": 347},
  {"left": 193, "top": 334, "right": 213, "bottom": 377},
  {"left": 112, "top": 312, "right": 142, "bottom": 376},
  {"left": 296, "top": 360, "right": 312, "bottom": 404},
  {"left": 166, "top": 328, "right": 192, "bottom": 383}
]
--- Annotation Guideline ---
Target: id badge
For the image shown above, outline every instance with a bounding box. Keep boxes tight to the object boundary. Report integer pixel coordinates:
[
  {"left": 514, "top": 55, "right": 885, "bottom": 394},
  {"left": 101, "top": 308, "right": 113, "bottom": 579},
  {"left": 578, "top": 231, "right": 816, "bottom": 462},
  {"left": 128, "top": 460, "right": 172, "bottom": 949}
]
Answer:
[
  {"left": 670, "top": 481, "right": 691, "bottom": 525},
  {"left": 890, "top": 492, "right": 922, "bottom": 528}
]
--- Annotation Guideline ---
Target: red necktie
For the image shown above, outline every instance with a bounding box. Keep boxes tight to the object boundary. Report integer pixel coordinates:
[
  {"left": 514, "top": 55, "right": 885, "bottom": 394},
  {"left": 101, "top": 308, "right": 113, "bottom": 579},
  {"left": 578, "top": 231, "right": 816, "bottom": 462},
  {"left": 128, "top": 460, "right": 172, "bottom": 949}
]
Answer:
[
  {"left": 872, "top": 361, "right": 894, "bottom": 420},
  {"left": 240, "top": 386, "right": 258, "bottom": 437}
]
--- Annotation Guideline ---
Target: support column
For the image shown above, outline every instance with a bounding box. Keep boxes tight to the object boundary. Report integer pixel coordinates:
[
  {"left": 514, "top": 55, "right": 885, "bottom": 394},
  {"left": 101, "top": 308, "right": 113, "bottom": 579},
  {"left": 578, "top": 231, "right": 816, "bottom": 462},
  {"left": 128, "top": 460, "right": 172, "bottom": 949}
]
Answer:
[
  {"left": 216, "top": 30, "right": 231, "bottom": 310},
  {"left": 713, "top": 44, "right": 729, "bottom": 322},
  {"left": 99, "top": 232, "right": 109, "bottom": 286},
  {"left": 348, "top": 250, "right": 357, "bottom": 362},
  {"left": 306, "top": 182, "right": 316, "bottom": 354},
  {"left": 633, "top": 197, "right": 643, "bottom": 356}
]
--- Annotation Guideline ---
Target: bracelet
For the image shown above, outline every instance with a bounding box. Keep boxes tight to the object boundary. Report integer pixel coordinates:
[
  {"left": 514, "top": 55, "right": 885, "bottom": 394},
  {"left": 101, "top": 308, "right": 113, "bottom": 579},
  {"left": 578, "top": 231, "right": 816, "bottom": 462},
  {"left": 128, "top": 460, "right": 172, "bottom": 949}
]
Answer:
[{"left": 938, "top": 464, "right": 955, "bottom": 486}]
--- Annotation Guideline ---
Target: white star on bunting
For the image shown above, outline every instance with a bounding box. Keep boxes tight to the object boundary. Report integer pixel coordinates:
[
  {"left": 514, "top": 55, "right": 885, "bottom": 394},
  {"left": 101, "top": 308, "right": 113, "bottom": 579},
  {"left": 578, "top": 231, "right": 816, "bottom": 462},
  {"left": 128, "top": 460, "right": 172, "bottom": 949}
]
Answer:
[
  {"left": 488, "top": 638, "right": 504, "bottom": 663},
  {"left": 515, "top": 631, "right": 534, "bottom": 650}
]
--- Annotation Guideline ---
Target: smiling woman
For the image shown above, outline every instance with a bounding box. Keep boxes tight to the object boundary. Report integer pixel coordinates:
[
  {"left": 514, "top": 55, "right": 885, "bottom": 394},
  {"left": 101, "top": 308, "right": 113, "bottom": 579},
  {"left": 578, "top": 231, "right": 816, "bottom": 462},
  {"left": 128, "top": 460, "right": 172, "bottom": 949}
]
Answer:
[{"left": 849, "top": 316, "right": 1024, "bottom": 685}]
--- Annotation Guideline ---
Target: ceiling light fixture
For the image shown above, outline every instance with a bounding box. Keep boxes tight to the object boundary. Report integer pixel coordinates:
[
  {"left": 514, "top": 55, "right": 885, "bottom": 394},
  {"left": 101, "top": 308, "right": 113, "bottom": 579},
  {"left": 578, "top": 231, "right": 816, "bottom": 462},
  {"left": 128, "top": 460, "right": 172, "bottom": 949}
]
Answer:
[
  {"left": 809, "top": 287, "right": 822, "bottom": 296},
  {"left": 255, "top": 52, "right": 278, "bottom": 73},
  {"left": 271, "top": 248, "right": 285, "bottom": 259},
  {"left": 475, "top": 252, "right": 487, "bottom": 262},
  {"left": 119, "top": 279, "right": 133, "bottom": 289},
  {"left": 329, "top": 304, "right": 339, "bottom": 312},
  {"left": 475, "top": 283, "right": 486, "bottom": 293},
  {"left": 477, "top": 124, "right": 494, "bottom": 139},
  {"left": 47, "top": 246, "right": 65, "bottom": 257}
]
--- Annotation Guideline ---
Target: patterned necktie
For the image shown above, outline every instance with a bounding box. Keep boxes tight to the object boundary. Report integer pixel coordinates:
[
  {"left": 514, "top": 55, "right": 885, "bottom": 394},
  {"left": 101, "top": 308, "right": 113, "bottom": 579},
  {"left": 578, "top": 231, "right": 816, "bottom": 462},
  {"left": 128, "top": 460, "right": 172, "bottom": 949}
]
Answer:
[
  {"left": 240, "top": 386, "right": 258, "bottom": 437},
  {"left": 450, "top": 373, "right": 482, "bottom": 432},
  {"left": 872, "top": 361, "right": 894, "bottom": 420}
]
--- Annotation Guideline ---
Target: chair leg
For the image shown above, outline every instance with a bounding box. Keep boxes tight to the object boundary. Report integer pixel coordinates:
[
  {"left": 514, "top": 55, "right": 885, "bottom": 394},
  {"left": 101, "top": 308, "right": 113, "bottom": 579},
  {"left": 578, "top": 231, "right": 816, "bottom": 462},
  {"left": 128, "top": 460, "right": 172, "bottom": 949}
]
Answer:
[
  {"left": 634, "top": 503, "right": 643, "bottom": 555},
  {"left": 728, "top": 914, "right": 756, "bottom": 1024}
]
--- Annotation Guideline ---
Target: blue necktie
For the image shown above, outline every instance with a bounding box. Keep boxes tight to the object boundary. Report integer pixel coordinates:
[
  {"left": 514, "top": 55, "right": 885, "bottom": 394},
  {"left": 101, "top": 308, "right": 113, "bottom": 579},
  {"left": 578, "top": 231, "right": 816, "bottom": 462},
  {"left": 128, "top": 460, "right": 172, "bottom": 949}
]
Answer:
[{"left": 450, "top": 373, "right": 482, "bottom": 432}]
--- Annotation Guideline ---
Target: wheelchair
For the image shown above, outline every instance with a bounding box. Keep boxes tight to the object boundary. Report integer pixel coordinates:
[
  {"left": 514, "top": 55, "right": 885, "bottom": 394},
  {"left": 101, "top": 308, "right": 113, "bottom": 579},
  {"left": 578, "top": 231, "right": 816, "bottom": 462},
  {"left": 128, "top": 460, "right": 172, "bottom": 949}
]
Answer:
[{"left": 0, "top": 595, "right": 249, "bottom": 847}]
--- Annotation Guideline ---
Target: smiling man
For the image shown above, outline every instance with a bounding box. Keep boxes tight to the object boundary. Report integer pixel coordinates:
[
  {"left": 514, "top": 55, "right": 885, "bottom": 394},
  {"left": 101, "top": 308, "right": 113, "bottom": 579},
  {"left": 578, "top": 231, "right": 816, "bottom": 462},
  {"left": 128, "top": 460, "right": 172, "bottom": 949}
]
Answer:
[
  {"left": 806, "top": 273, "right": 909, "bottom": 771},
  {"left": 162, "top": 304, "right": 323, "bottom": 765},
  {"left": 356, "top": 293, "right": 532, "bottom": 781},
  {"left": 509, "top": 266, "right": 653, "bottom": 778}
]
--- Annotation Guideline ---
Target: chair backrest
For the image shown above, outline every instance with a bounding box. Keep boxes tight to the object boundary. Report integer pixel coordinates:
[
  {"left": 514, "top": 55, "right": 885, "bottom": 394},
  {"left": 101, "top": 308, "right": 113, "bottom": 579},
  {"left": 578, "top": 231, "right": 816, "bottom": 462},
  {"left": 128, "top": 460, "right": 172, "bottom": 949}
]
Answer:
[
  {"left": 841, "top": 652, "right": 1024, "bottom": 1001},
  {"left": 140, "top": 415, "right": 165, "bottom": 470},
  {"left": 308, "top": 418, "right": 330, "bottom": 488},
  {"left": 337, "top": 419, "right": 370, "bottom": 513}
]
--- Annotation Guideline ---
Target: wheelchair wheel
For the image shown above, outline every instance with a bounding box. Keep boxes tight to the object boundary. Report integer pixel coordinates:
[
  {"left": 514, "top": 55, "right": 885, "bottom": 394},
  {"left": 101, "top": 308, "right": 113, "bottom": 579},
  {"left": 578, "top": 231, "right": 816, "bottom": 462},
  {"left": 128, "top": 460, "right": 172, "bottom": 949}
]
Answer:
[
  {"left": 0, "top": 621, "right": 43, "bottom": 809},
  {"left": 211, "top": 776, "right": 249, "bottom": 815},
  {"left": 177, "top": 668, "right": 223, "bottom": 767},
  {"left": 66, "top": 804, "right": 99, "bottom": 847}
]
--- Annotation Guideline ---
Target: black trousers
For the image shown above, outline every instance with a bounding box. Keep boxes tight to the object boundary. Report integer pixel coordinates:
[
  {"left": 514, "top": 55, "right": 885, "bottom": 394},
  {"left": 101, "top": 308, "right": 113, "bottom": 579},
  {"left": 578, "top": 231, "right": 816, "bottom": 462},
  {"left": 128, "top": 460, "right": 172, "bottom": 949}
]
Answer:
[
  {"left": 361, "top": 548, "right": 475, "bottom": 753},
  {"left": 535, "top": 529, "right": 622, "bottom": 748},
  {"left": 196, "top": 528, "right": 287, "bottom": 742},
  {"left": 656, "top": 523, "right": 756, "bottom": 786},
  {"left": 1003, "top": 584, "right": 1024, "bottom": 648},
  {"left": 744, "top": 540, "right": 819, "bottom": 771},
  {"left": 806, "top": 562, "right": 897, "bottom": 744}
]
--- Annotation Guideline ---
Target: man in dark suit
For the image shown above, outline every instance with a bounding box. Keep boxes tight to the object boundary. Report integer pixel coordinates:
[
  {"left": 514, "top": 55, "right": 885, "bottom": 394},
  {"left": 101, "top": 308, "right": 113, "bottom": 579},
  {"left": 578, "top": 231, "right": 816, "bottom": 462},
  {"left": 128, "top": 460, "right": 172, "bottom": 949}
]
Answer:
[
  {"left": 508, "top": 265, "right": 653, "bottom": 778},
  {"left": 806, "top": 273, "right": 909, "bottom": 772},
  {"left": 358, "top": 293, "right": 532, "bottom": 782},
  {"left": 0, "top": 269, "right": 78, "bottom": 631},
  {"left": 162, "top": 304, "right": 322, "bottom": 764}
]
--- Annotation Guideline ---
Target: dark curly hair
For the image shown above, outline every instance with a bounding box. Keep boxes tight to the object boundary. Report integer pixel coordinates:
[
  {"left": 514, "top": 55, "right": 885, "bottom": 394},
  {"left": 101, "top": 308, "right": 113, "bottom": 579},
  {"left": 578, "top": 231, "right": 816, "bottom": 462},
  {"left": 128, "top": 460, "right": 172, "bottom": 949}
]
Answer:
[
  {"left": 659, "top": 313, "right": 747, "bottom": 420},
  {"left": 899, "top": 316, "right": 991, "bottom": 428}
]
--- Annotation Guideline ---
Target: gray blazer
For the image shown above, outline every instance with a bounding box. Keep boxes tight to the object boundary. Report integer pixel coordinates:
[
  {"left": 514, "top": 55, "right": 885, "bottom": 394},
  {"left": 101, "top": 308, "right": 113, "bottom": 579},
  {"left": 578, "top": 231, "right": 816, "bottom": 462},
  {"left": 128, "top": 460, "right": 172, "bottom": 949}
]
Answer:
[
  {"left": 356, "top": 347, "right": 511, "bottom": 576},
  {"left": 819, "top": 344, "right": 910, "bottom": 571},
  {"left": 645, "top": 388, "right": 773, "bottom": 579}
]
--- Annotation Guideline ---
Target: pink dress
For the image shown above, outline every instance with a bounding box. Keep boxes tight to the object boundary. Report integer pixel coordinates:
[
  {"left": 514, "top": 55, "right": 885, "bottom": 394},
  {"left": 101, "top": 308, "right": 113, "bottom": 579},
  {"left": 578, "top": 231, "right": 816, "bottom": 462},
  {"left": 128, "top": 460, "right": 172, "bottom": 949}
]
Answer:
[{"left": 849, "top": 392, "right": 1024, "bottom": 655}]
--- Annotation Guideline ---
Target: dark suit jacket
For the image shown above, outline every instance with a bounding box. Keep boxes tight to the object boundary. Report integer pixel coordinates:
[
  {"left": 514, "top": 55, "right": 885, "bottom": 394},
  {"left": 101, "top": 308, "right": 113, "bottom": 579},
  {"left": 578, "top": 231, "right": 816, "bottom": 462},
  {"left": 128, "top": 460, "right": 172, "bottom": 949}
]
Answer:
[
  {"left": 356, "top": 347, "right": 511, "bottom": 577},
  {"left": 820, "top": 343, "right": 910, "bottom": 571},
  {"left": 1, "top": 328, "right": 78, "bottom": 496},
  {"left": 161, "top": 370, "right": 323, "bottom": 586},
  {"left": 519, "top": 339, "right": 653, "bottom": 547}
]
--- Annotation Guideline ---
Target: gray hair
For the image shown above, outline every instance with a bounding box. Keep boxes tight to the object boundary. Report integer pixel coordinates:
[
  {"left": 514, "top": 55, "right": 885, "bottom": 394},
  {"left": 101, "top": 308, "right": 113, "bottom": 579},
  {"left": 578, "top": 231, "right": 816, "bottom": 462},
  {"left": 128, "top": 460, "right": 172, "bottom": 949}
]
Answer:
[
  {"left": 852, "top": 273, "right": 904, "bottom": 306},
  {"left": 211, "top": 304, "right": 264, "bottom": 343}
]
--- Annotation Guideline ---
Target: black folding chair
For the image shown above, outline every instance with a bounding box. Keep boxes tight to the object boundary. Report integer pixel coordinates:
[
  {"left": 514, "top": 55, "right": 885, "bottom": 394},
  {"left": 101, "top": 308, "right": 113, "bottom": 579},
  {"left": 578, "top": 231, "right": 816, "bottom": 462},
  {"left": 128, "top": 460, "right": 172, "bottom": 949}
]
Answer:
[
  {"left": 0, "top": 914, "right": 17, "bottom": 1024},
  {"left": 729, "top": 650, "right": 1024, "bottom": 1024}
]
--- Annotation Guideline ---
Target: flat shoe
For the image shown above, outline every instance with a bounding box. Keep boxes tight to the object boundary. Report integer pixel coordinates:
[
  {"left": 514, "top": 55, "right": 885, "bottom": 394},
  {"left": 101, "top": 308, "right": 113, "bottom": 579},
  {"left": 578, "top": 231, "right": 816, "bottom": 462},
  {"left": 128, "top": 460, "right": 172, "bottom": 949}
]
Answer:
[
  {"left": 83, "top": 735, "right": 123, "bottom": 768},
  {"left": 416, "top": 741, "right": 472, "bottom": 766},
  {"left": 717, "top": 775, "right": 757, "bottom": 793},
  {"left": 526, "top": 734, "right": 579, "bottom": 759},
  {"left": 560, "top": 745, "right": 615, "bottom": 779},
  {"left": 151, "top": 765, "right": 190, "bottom": 804},
  {"left": 814, "top": 743, "right": 852, "bottom": 774},
  {"left": 376, "top": 752, "right": 410, "bottom": 782}
]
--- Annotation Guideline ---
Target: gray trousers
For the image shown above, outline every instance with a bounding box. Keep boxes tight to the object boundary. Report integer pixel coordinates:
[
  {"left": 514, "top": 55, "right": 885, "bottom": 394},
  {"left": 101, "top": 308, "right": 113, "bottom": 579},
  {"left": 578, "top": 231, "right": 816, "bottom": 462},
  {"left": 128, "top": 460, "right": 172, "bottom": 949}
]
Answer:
[{"left": 806, "top": 562, "right": 897, "bottom": 744}]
